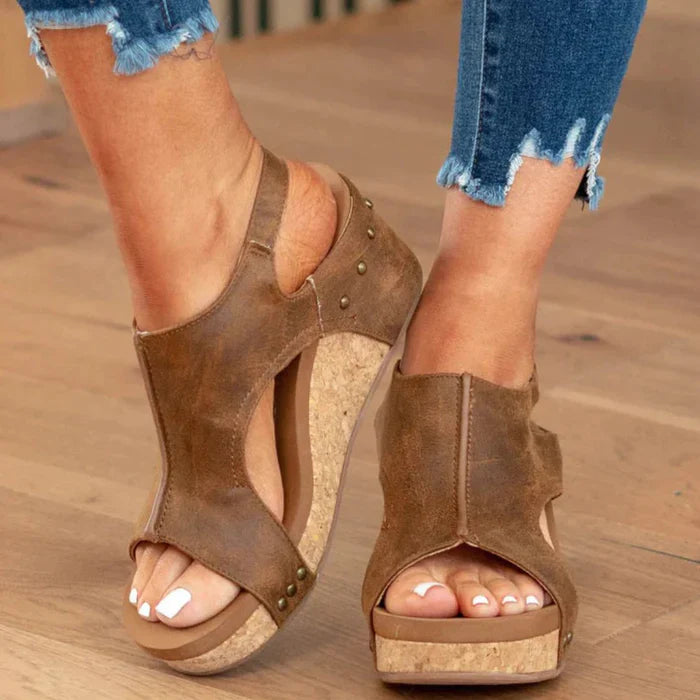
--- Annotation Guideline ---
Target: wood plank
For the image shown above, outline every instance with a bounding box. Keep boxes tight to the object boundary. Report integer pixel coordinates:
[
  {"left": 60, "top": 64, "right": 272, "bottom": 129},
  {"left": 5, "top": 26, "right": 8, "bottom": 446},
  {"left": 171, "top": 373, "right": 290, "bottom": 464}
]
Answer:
[{"left": 0, "top": 624, "right": 246, "bottom": 699}]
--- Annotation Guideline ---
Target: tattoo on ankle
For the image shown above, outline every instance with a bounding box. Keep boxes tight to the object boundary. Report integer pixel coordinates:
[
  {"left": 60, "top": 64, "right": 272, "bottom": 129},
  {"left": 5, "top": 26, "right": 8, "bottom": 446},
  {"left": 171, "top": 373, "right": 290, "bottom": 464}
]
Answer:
[{"left": 170, "top": 33, "right": 217, "bottom": 63}]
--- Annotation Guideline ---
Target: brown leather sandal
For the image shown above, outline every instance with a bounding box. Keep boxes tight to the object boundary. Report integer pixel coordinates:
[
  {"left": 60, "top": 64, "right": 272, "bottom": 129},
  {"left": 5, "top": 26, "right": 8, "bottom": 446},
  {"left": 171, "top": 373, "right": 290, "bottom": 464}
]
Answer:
[
  {"left": 122, "top": 149, "right": 422, "bottom": 674},
  {"left": 362, "top": 366, "right": 577, "bottom": 685}
]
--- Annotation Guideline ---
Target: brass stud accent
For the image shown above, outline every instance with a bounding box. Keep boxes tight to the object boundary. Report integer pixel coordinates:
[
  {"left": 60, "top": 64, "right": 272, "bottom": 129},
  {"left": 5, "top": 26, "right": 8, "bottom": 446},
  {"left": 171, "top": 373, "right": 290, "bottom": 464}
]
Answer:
[
  {"left": 357, "top": 261, "right": 367, "bottom": 275},
  {"left": 277, "top": 597, "right": 288, "bottom": 611},
  {"left": 296, "top": 566, "right": 308, "bottom": 581},
  {"left": 364, "top": 198, "right": 373, "bottom": 209},
  {"left": 286, "top": 583, "right": 297, "bottom": 597},
  {"left": 339, "top": 295, "right": 350, "bottom": 310},
  {"left": 367, "top": 226, "right": 376, "bottom": 239},
  {"left": 564, "top": 631, "right": 573, "bottom": 645}
]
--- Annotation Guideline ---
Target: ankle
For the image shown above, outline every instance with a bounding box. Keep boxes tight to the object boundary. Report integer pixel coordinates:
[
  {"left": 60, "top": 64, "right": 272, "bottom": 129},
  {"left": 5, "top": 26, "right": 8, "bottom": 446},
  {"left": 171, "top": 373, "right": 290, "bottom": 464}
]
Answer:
[
  {"left": 123, "top": 146, "right": 338, "bottom": 330},
  {"left": 402, "top": 266, "right": 537, "bottom": 387},
  {"left": 122, "top": 138, "right": 264, "bottom": 330}
]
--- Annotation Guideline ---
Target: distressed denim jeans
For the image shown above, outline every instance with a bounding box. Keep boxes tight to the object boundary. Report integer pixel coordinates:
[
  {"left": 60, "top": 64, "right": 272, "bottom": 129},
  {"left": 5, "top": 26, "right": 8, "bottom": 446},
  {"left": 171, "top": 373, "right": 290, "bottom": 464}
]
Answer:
[
  {"left": 18, "top": 0, "right": 219, "bottom": 76},
  {"left": 439, "top": 0, "right": 647, "bottom": 208},
  {"left": 17, "top": 0, "right": 646, "bottom": 209}
]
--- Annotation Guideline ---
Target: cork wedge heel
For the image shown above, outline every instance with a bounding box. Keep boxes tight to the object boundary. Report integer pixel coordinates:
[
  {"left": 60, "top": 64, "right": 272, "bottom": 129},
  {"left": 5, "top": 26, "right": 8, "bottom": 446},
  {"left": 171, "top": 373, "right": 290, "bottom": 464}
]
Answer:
[
  {"left": 122, "top": 150, "right": 422, "bottom": 674},
  {"left": 362, "top": 368, "right": 577, "bottom": 685}
]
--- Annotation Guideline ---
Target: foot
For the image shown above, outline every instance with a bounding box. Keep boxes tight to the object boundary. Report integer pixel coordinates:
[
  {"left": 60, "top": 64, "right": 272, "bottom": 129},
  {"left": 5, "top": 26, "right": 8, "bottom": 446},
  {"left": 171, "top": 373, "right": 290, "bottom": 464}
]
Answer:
[
  {"left": 129, "top": 144, "right": 338, "bottom": 627},
  {"left": 389, "top": 201, "right": 554, "bottom": 619}
]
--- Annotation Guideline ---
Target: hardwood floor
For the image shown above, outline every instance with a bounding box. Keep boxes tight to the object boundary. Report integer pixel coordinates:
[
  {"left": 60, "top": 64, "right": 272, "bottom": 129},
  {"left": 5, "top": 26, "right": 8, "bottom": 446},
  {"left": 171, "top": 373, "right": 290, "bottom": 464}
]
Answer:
[{"left": 1, "top": 1, "right": 698, "bottom": 698}]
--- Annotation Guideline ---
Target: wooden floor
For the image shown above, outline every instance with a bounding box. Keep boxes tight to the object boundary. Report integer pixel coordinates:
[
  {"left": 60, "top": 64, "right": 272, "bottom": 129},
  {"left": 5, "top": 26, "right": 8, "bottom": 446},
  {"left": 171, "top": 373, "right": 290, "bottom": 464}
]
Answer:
[{"left": 1, "top": 1, "right": 698, "bottom": 698}]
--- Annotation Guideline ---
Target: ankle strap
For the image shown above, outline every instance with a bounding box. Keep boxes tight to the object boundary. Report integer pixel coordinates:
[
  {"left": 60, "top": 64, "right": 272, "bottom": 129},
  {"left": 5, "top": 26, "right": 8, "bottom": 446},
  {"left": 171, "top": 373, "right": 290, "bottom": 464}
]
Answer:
[{"left": 244, "top": 149, "right": 288, "bottom": 251}]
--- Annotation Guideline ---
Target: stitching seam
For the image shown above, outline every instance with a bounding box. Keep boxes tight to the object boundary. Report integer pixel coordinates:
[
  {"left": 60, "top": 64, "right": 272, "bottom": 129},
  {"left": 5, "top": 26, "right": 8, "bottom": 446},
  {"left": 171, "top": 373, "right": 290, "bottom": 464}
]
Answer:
[
  {"left": 466, "top": 379, "right": 476, "bottom": 543},
  {"left": 159, "top": 0, "right": 172, "bottom": 28},
  {"left": 468, "top": 0, "right": 489, "bottom": 171},
  {"left": 453, "top": 379, "right": 461, "bottom": 531}
]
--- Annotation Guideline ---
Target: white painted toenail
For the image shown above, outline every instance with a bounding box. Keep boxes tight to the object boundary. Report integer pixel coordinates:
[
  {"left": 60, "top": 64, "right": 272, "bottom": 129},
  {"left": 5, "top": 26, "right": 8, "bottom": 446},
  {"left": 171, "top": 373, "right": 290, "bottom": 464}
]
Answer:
[
  {"left": 138, "top": 602, "right": 151, "bottom": 618},
  {"left": 502, "top": 595, "right": 518, "bottom": 604},
  {"left": 525, "top": 595, "right": 540, "bottom": 606},
  {"left": 472, "top": 595, "right": 489, "bottom": 606},
  {"left": 412, "top": 582, "right": 447, "bottom": 598},
  {"left": 155, "top": 588, "right": 192, "bottom": 619},
  {"left": 129, "top": 588, "right": 138, "bottom": 605}
]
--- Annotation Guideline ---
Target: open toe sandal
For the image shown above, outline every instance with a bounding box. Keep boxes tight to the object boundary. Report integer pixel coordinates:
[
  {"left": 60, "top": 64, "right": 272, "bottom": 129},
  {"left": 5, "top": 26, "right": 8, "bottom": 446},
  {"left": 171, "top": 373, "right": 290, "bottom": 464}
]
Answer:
[
  {"left": 122, "top": 149, "right": 422, "bottom": 674},
  {"left": 362, "top": 366, "right": 577, "bottom": 685}
]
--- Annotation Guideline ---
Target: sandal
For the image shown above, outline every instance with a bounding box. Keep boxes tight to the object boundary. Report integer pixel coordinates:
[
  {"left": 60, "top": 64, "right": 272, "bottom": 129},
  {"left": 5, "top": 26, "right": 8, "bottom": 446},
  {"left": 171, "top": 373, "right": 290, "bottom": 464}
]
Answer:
[
  {"left": 362, "top": 366, "right": 577, "bottom": 685},
  {"left": 122, "top": 149, "right": 423, "bottom": 674}
]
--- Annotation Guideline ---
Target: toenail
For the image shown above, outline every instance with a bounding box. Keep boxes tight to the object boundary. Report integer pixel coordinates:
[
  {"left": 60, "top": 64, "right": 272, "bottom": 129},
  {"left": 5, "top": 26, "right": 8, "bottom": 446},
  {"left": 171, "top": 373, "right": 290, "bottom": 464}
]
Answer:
[
  {"left": 129, "top": 588, "right": 138, "bottom": 605},
  {"left": 412, "top": 582, "right": 447, "bottom": 598},
  {"left": 155, "top": 588, "right": 192, "bottom": 619},
  {"left": 138, "top": 602, "right": 151, "bottom": 618},
  {"left": 472, "top": 595, "right": 489, "bottom": 606},
  {"left": 502, "top": 595, "right": 518, "bottom": 604},
  {"left": 525, "top": 595, "right": 540, "bottom": 606}
]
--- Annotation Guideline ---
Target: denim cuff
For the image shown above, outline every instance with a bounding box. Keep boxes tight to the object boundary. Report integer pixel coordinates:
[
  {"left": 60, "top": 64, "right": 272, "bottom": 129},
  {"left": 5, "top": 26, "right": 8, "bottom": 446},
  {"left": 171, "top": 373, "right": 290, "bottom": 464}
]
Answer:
[{"left": 20, "top": 1, "right": 218, "bottom": 76}]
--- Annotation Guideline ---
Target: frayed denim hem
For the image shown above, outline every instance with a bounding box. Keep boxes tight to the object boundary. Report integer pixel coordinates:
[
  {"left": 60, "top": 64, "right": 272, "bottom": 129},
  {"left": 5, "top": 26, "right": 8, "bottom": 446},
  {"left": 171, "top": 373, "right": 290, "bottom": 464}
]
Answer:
[
  {"left": 437, "top": 115, "right": 610, "bottom": 210},
  {"left": 25, "top": 5, "right": 219, "bottom": 77}
]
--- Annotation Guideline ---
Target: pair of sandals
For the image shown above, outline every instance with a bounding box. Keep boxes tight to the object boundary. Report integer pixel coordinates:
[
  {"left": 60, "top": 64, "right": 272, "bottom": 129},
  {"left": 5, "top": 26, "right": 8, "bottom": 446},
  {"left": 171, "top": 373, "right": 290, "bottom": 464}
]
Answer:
[{"left": 122, "top": 150, "right": 577, "bottom": 684}]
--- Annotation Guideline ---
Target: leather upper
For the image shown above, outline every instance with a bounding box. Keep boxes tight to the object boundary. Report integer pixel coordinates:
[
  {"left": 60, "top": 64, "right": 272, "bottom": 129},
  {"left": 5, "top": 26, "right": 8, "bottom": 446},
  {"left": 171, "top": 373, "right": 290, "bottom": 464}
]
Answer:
[
  {"left": 362, "top": 365, "right": 578, "bottom": 661},
  {"left": 130, "top": 150, "right": 422, "bottom": 626}
]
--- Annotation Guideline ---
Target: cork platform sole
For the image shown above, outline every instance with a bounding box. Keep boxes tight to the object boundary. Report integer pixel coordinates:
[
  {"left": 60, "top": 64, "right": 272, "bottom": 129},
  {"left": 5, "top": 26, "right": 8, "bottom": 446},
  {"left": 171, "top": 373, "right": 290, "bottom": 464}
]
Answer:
[
  {"left": 372, "top": 599, "right": 562, "bottom": 684},
  {"left": 124, "top": 330, "right": 399, "bottom": 675}
]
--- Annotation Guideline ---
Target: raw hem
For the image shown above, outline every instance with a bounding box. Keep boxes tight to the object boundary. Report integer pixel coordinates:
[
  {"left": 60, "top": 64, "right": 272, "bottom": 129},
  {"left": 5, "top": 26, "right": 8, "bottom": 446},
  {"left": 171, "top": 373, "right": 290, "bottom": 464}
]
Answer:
[
  {"left": 25, "top": 5, "right": 219, "bottom": 77},
  {"left": 437, "top": 115, "right": 610, "bottom": 210}
]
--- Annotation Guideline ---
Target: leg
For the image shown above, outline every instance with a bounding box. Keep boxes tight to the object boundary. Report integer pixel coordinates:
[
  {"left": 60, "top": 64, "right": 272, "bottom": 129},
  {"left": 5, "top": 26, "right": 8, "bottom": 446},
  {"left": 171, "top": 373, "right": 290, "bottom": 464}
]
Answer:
[
  {"left": 29, "top": 17, "right": 337, "bottom": 626},
  {"left": 385, "top": 0, "right": 646, "bottom": 618}
]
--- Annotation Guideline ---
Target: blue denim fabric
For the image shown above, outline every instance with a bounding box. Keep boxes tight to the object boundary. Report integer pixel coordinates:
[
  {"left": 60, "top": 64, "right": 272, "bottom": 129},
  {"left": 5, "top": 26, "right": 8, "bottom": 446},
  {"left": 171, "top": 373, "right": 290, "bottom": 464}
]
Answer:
[
  {"left": 18, "top": 0, "right": 218, "bottom": 75},
  {"left": 438, "top": 0, "right": 647, "bottom": 208},
  {"left": 18, "top": 0, "right": 645, "bottom": 208}
]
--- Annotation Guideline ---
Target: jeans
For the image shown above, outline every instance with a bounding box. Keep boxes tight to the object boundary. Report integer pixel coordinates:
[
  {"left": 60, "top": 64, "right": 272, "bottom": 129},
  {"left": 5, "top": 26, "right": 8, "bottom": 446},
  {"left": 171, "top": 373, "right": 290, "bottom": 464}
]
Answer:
[
  {"left": 438, "top": 0, "right": 647, "bottom": 208},
  {"left": 18, "top": 0, "right": 218, "bottom": 76},
  {"left": 17, "top": 0, "right": 646, "bottom": 209}
]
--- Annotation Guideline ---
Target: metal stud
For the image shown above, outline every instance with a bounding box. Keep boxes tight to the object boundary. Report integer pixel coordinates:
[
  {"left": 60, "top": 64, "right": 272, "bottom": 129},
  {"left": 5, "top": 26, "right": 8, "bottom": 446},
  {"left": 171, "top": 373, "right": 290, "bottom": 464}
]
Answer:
[
  {"left": 357, "top": 261, "right": 367, "bottom": 275},
  {"left": 277, "top": 597, "right": 288, "bottom": 611},
  {"left": 367, "top": 226, "right": 376, "bottom": 240},
  {"left": 339, "top": 295, "right": 350, "bottom": 310},
  {"left": 296, "top": 566, "right": 308, "bottom": 581},
  {"left": 564, "top": 631, "right": 573, "bottom": 645},
  {"left": 286, "top": 583, "right": 297, "bottom": 597},
  {"left": 364, "top": 198, "right": 373, "bottom": 209}
]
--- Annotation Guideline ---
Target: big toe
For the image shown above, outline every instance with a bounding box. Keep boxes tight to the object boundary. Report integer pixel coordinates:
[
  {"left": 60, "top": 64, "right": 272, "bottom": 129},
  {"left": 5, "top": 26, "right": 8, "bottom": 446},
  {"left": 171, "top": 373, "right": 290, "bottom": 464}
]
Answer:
[
  {"left": 154, "top": 560, "right": 240, "bottom": 627},
  {"left": 133, "top": 545, "right": 191, "bottom": 621},
  {"left": 384, "top": 568, "right": 459, "bottom": 618}
]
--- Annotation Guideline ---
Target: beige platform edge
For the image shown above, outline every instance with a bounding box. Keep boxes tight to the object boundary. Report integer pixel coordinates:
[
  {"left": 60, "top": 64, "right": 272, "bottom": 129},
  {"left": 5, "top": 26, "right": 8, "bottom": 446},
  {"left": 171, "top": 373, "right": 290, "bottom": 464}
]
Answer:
[
  {"left": 375, "top": 629, "right": 559, "bottom": 677},
  {"left": 0, "top": 3, "right": 65, "bottom": 146}
]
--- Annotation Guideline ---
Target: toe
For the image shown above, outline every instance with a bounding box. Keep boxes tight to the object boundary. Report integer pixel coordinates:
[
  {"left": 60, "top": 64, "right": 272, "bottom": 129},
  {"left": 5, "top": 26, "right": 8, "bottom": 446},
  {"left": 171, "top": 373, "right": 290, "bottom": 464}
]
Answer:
[
  {"left": 154, "top": 560, "right": 240, "bottom": 627},
  {"left": 130, "top": 542, "right": 166, "bottom": 609},
  {"left": 136, "top": 546, "right": 192, "bottom": 621},
  {"left": 384, "top": 568, "right": 458, "bottom": 618},
  {"left": 511, "top": 572, "right": 551, "bottom": 609},
  {"left": 449, "top": 572, "right": 499, "bottom": 617},
  {"left": 483, "top": 576, "right": 525, "bottom": 615}
]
